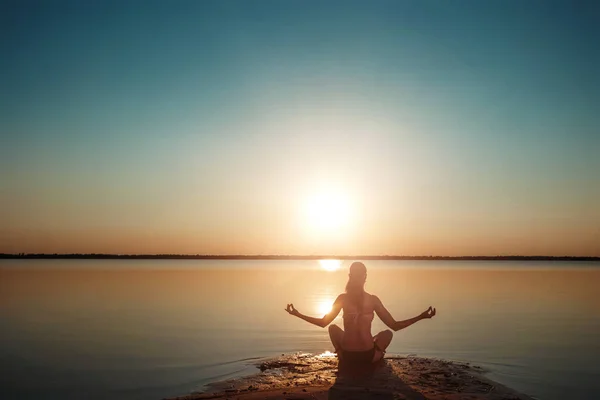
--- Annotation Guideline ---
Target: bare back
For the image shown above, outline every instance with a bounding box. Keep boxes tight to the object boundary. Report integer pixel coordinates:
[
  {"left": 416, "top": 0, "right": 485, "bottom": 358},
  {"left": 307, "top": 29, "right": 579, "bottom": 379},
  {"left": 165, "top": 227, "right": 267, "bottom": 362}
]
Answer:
[{"left": 340, "top": 292, "right": 377, "bottom": 351}]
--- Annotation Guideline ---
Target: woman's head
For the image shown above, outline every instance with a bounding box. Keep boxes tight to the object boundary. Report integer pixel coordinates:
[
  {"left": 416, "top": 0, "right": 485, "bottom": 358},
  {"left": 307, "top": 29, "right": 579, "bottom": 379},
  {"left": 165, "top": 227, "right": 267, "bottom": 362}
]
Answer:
[
  {"left": 345, "top": 262, "right": 367, "bottom": 311},
  {"left": 348, "top": 261, "right": 367, "bottom": 285}
]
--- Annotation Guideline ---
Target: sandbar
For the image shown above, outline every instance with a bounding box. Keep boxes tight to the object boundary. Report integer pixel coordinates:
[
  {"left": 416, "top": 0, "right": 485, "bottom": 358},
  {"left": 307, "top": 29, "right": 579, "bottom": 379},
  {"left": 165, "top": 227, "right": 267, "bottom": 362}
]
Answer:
[{"left": 165, "top": 353, "right": 533, "bottom": 400}]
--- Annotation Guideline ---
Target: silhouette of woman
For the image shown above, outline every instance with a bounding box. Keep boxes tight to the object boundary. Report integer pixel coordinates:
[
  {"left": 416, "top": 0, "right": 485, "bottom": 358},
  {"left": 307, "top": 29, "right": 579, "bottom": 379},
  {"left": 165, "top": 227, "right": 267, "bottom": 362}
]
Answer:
[{"left": 285, "top": 261, "right": 436, "bottom": 365}]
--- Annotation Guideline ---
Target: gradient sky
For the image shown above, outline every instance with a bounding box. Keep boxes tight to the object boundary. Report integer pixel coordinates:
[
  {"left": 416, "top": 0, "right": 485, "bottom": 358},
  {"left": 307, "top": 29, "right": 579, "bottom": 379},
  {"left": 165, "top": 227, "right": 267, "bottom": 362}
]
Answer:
[{"left": 2, "top": 0, "right": 599, "bottom": 256}]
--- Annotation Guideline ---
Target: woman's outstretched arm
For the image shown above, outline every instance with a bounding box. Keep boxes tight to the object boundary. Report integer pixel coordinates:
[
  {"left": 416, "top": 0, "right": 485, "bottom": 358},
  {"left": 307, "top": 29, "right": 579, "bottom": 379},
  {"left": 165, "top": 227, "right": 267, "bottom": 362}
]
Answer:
[
  {"left": 285, "top": 294, "right": 344, "bottom": 328},
  {"left": 373, "top": 296, "right": 436, "bottom": 331}
]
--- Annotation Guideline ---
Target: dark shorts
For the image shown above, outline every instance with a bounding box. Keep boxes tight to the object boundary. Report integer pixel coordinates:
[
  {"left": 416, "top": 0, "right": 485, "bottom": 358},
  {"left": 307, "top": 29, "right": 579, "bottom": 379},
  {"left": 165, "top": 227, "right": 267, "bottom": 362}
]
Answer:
[{"left": 341, "top": 346, "right": 376, "bottom": 364}]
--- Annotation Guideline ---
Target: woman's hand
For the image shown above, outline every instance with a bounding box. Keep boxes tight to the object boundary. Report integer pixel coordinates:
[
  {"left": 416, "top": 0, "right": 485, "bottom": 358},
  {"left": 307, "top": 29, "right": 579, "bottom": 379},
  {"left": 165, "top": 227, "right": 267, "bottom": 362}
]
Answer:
[
  {"left": 420, "top": 306, "right": 436, "bottom": 319},
  {"left": 285, "top": 303, "right": 300, "bottom": 317}
]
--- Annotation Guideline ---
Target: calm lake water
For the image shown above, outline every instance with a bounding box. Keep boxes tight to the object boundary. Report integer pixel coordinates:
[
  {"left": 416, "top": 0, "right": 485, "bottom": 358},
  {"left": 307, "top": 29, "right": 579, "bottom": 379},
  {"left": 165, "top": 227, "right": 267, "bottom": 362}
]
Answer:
[{"left": 1, "top": 260, "right": 599, "bottom": 400}]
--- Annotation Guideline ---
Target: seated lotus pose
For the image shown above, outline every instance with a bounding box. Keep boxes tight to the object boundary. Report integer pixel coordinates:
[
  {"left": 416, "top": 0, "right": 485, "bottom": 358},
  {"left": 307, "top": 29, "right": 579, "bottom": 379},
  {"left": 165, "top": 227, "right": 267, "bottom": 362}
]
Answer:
[{"left": 285, "top": 261, "right": 436, "bottom": 365}]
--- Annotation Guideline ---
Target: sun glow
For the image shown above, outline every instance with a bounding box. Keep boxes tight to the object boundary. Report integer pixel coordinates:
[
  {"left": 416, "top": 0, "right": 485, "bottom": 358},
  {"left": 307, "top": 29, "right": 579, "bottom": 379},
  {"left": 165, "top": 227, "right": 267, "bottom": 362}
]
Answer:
[
  {"left": 305, "top": 191, "right": 352, "bottom": 233},
  {"left": 319, "top": 259, "right": 342, "bottom": 271}
]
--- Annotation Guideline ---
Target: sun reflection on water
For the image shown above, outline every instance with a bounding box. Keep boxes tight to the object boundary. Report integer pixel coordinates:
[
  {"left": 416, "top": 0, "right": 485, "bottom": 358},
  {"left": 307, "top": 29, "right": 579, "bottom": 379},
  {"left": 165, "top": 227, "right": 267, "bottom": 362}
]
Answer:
[
  {"left": 319, "top": 259, "right": 342, "bottom": 271},
  {"left": 317, "top": 350, "right": 336, "bottom": 358},
  {"left": 315, "top": 297, "right": 334, "bottom": 316}
]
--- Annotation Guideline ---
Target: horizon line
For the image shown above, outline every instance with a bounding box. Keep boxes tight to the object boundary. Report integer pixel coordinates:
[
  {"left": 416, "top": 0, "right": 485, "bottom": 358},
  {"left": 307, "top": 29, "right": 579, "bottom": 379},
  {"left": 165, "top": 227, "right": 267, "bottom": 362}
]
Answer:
[{"left": 1, "top": 253, "right": 599, "bottom": 261}]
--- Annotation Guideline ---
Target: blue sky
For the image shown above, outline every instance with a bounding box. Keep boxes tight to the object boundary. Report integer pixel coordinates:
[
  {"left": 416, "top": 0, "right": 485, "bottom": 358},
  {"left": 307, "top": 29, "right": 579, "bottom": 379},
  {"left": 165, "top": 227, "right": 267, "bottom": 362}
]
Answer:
[{"left": 2, "top": 0, "right": 599, "bottom": 255}]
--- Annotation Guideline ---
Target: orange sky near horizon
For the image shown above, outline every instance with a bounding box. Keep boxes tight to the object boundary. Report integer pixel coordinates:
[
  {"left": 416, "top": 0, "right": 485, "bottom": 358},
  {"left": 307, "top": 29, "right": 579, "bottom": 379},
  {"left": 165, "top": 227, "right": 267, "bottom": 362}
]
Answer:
[{"left": 2, "top": 205, "right": 599, "bottom": 256}]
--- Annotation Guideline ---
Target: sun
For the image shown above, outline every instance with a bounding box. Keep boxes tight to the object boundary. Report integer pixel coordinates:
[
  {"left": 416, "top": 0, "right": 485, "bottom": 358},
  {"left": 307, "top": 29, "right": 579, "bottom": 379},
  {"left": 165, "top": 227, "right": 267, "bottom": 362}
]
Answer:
[
  {"left": 319, "top": 259, "right": 342, "bottom": 271},
  {"left": 305, "top": 191, "right": 352, "bottom": 234}
]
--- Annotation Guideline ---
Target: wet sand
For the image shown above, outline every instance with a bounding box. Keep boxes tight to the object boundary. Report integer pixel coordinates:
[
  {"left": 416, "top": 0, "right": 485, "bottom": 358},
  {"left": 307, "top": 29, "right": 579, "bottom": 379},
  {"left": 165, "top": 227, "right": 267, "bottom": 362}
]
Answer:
[{"left": 165, "top": 353, "right": 533, "bottom": 400}]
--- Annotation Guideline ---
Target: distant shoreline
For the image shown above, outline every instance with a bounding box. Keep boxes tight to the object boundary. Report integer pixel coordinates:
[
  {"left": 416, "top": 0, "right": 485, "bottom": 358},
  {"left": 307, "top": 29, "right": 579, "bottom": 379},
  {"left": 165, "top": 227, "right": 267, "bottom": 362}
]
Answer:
[{"left": 1, "top": 254, "right": 598, "bottom": 261}]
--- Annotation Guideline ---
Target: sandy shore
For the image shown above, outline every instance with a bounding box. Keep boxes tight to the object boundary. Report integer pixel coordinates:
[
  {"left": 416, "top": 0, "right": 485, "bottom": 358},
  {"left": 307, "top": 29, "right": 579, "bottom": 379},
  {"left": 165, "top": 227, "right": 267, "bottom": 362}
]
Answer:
[{"left": 165, "top": 353, "right": 534, "bottom": 400}]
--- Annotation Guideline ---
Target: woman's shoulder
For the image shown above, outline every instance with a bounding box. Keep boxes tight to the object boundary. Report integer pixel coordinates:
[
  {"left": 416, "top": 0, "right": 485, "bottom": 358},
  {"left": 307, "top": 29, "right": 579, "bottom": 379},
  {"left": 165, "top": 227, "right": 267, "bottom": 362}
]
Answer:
[
  {"left": 335, "top": 292, "right": 379, "bottom": 304},
  {"left": 337, "top": 292, "right": 377, "bottom": 298},
  {"left": 364, "top": 292, "right": 381, "bottom": 303}
]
